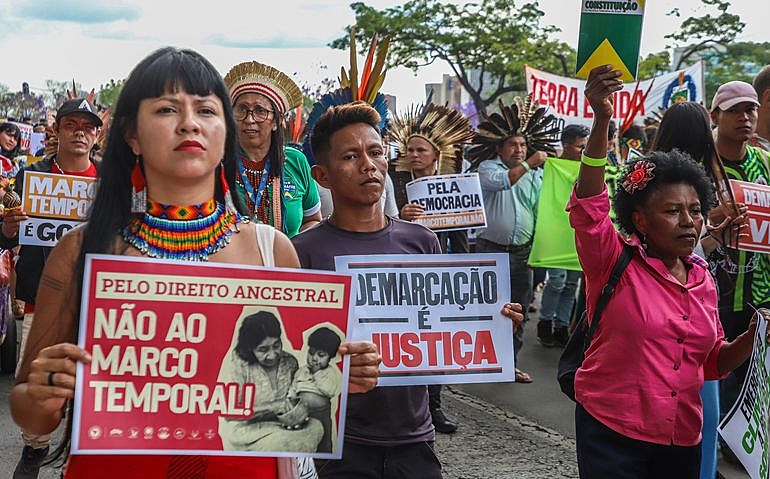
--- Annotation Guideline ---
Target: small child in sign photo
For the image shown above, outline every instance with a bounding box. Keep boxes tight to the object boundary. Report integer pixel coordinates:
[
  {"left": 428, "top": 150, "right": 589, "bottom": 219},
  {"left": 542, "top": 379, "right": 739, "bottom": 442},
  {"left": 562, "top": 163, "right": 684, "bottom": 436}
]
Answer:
[{"left": 290, "top": 327, "right": 343, "bottom": 453}]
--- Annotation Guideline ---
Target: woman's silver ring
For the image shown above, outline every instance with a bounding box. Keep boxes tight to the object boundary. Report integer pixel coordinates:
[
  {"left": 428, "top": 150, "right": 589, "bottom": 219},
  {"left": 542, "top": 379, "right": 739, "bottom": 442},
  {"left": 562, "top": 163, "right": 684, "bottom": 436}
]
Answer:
[{"left": 47, "top": 371, "right": 55, "bottom": 387}]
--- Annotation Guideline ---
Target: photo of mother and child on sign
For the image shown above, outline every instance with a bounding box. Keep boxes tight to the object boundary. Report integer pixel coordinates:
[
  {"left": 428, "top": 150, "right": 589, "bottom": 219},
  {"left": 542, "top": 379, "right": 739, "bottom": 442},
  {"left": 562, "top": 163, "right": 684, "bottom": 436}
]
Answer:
[{"left": 217, "top": 309, "right": 344, "bottom": 455}]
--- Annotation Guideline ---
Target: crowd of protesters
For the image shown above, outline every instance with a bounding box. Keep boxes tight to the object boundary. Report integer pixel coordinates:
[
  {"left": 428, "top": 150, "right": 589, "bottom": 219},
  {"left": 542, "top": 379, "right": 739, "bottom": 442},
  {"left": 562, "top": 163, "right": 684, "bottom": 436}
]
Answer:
[{"left": 0, "top": 43, "right": 768, "bottom": 479}]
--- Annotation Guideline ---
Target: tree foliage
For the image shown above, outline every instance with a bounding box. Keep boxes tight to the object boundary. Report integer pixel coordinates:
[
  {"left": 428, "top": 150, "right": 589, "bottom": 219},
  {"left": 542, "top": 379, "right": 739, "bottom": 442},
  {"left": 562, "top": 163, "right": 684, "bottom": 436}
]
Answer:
[
  {"left": 665, "top": 0, "right": 745, "bottom": 69},
  {"left": 702, "top": 41, "right": 770, "bottom": 99},
  {"left": 332, "top": 0, "right": 574, "bottom": 114},
  {"left": 44, "top": 80, "right": 79, "bottom": 109},
  {"left": 0, "top": 84, "right": 46, "bottom": 121},
  {"left": 97, "top": 79, "right": 125, "bottom": 112},
  {"left": 638, "top": 51, "right": 671, "bottom": 79}
]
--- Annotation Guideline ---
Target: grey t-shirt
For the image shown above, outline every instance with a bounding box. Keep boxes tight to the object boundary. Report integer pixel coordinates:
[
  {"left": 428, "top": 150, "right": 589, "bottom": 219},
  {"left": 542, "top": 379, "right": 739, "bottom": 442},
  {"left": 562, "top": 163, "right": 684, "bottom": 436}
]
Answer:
[{"left": 292, "top": 218, "right": 440, "bottom": 446}]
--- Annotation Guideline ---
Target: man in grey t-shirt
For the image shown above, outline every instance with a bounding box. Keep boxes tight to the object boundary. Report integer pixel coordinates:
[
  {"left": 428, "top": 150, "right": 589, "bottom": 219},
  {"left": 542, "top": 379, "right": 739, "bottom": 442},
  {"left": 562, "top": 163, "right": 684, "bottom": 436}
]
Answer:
[{"left": 294, "top": 102, "right": 442, "bottom": 478}]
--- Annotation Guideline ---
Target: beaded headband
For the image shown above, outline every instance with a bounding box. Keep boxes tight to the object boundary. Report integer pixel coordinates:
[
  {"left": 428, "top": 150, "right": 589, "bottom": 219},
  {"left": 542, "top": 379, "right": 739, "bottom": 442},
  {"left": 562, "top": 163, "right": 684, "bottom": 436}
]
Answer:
[{"left": 224, "top": 61, "right": 303, "bottom": 113}]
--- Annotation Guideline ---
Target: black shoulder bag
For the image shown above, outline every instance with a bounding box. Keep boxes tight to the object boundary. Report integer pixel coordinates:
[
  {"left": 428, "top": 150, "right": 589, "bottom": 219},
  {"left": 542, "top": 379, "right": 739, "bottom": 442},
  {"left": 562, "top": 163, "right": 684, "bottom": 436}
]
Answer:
[{"left": 557, "top": 243, "right": 634, "bottom": 402}]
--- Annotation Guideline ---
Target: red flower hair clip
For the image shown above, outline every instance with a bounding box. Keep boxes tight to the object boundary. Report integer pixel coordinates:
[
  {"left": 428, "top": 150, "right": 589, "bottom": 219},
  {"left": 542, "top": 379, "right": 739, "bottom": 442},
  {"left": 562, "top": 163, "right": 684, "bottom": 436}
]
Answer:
[{"left": 621, "top": 160, "right": 656, "bottom": 193}]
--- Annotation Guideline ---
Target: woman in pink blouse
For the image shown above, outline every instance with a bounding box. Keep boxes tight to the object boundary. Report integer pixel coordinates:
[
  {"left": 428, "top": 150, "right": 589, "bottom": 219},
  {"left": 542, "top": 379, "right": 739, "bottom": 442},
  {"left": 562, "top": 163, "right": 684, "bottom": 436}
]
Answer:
[{"left": 569, "top": 65, "right": 760, "bottom": 478}]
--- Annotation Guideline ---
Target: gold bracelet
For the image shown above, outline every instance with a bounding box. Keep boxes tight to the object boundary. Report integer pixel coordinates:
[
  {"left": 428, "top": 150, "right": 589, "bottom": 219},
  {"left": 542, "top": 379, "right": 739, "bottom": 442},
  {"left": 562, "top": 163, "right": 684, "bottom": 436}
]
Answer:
[{"left": 519, "top": 161, "right": 531, "bottom": 172}]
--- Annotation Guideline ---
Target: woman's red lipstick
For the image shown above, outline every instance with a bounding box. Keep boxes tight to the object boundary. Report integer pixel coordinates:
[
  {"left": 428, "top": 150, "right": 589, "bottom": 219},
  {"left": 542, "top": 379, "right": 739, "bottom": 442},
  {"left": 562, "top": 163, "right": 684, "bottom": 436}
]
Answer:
[{"left": 175, "top": 140, "right": 205, "bottom": 151}]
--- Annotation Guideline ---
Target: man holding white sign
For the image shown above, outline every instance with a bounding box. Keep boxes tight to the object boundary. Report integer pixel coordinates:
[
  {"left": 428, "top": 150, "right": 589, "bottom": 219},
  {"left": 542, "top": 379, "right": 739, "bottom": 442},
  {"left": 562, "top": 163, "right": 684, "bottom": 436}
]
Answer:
[
  {"left": 0, "top": 97, "right": 101, "bottom": 479},
  {"left": 707, "top": 81, "right": 770, "bottom": 467},
  {"left": 295, "top": 102, "right": 523, "bottom": 478}
]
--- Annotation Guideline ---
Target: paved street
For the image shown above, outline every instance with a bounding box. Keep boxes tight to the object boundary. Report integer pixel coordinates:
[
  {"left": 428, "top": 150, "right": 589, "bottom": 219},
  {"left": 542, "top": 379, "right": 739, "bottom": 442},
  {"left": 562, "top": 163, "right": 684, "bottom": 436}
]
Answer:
[{"left": 0, "top": 317, "right": 751, "bottom": 478}]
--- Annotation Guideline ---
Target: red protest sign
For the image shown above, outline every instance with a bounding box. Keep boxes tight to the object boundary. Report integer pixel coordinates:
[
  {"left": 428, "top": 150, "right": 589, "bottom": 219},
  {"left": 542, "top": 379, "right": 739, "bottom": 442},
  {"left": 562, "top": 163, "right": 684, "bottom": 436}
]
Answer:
[
  {"left": 72, "top": 255, "right": 352, "bottom": 459},
  {"left": 731, "top": 180, "right": 770, "bottom": 253}
]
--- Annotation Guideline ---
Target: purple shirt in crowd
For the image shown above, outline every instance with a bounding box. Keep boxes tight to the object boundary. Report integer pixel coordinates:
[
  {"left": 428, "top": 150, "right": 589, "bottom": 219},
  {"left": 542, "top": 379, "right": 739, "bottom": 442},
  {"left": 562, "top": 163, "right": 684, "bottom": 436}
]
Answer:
[{"left": 292, "top": 217, "right": 440, "bottom": 446}]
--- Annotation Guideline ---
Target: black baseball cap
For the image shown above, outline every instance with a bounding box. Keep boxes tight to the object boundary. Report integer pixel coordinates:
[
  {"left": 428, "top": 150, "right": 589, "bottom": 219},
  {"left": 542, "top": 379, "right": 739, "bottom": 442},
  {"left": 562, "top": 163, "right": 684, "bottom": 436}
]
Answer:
[{"left": 56, "top": 98, "right": 103, "bottom": 126}]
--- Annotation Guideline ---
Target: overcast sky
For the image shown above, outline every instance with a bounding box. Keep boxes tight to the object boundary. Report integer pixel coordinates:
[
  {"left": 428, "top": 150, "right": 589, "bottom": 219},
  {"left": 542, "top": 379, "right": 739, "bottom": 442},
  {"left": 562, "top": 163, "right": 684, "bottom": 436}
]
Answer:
[{"left": 0, "top": 0, "right": 764, "bottom": 110}]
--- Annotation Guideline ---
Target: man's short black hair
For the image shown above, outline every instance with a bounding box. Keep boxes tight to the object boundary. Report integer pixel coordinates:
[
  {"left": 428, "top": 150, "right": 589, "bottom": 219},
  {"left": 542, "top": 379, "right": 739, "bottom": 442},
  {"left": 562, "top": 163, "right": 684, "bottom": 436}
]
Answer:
[
  {"left": 310, "top": 101, "right": 381, "bottom": 164},
  {"left": 560, "top": 124, "right": 590, "bottom": 144},
  {"left": 754, "top": 65, "right": 770, "bottom": 100}
]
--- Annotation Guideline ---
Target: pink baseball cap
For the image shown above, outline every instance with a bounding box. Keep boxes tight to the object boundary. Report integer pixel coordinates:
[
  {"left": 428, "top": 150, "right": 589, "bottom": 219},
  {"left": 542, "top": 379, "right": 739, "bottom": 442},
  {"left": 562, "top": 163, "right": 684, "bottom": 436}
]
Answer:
[{"left": 711, "top": 81, "right": 759, "bottom": 112}]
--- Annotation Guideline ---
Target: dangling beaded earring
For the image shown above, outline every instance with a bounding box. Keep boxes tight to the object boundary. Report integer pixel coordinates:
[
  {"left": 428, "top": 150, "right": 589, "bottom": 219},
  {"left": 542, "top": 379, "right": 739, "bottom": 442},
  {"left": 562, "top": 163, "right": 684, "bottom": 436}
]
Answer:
[
  {"left": 220, "top": 162, "right": 237, "bottom": 216},
  {"left": 640, "top": 234, "right": 648, "bottom": 250},
  {"left": 131, "top": 157, "right": 147, "bottom": 214}
]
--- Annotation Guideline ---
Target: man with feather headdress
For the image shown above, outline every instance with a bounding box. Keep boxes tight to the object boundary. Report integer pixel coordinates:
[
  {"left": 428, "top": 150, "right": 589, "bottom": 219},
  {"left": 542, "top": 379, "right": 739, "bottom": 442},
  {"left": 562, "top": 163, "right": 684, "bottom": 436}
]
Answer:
[{"left": 468, "top": 95, "right": 559, "bottom": 383}]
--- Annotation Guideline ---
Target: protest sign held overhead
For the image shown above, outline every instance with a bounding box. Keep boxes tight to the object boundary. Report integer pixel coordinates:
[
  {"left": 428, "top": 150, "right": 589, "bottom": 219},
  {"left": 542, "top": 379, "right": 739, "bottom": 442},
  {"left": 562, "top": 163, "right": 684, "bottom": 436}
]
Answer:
[
  {"left": 718, "top": 309, "right": 770, "bottom": 479},
  {"left": 576, "top": 0, "right": 645, "bottom": 82},
  {"left": 20, "top": 170, "right": 97, "bottom": 247},
  {"left": 405, "top": 173, "right": 486, "bottom": 232},
  {"left": 72, "top": 255, "right": 353, "bottom": 459},
  {"left": 336, "top": 253, "right": 514, "bottom": 386}
]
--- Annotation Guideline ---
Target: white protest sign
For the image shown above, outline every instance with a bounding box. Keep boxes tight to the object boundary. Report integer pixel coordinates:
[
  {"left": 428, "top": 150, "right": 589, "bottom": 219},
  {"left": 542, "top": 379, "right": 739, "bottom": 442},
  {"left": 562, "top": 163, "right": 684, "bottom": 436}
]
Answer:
[
  {"left": 20, "top": 170, "right": 97, "bottom": 246},
  {"left": 29, "top": 132, "right": 45, "bottom": 155},
  {"left": 405, "top": 173, "right": 486, "bottom": 232},
  {"left": 718, "top": 310, "right": 770, "bottom": 479},
  {"left": 335, "top": 253, "right": 514, "bottom": 386},
  {"left": 11, "top": 122, "right": 33, "bottom": 151}
]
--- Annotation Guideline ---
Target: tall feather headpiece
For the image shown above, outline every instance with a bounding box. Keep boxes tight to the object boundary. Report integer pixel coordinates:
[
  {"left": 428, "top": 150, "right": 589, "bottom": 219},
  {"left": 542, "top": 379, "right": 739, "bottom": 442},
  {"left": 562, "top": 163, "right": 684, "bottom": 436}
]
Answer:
[
  {"left": 390, "top": 101, "right": 473, "bottom": 175},
  {"left": 467, "top": 95, "right": 559, "bottom": 171},
  {"left": 303, "top": 29, "right": 390, "bottom": 165},
  {"left": 224, "top": 61, "right": 303, "bottom": 114},
  {"left": 287, "top": 105, "right": 306, "bottom": 144}
]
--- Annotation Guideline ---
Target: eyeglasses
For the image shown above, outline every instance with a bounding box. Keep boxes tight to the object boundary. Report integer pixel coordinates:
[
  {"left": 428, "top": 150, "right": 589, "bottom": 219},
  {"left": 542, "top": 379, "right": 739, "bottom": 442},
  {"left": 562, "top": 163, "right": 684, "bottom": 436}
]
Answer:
[{"left": 234, "top": 104, "right": 275, "bottom": 123}]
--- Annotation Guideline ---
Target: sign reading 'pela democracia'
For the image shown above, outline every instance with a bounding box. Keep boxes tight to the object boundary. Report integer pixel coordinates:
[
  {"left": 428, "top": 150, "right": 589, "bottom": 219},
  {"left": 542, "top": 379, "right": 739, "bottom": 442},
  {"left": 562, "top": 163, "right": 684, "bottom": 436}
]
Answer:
[{"left": 406, "top": 173, "right": 487, "bottom": 232}]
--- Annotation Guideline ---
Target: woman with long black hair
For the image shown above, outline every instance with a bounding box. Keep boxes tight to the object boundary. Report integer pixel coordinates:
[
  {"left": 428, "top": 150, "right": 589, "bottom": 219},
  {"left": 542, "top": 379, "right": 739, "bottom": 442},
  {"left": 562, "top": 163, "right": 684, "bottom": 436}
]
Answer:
[{"left": 9, "top": 47, "right": 379, "bottom": 479}]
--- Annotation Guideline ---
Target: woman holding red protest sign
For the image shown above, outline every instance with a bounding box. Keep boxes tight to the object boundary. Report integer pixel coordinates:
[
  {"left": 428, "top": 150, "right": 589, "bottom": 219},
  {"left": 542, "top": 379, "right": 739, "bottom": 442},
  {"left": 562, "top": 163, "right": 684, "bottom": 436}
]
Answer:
[{"left": 10, "top": 47, "right": 380, "bottom": 479}]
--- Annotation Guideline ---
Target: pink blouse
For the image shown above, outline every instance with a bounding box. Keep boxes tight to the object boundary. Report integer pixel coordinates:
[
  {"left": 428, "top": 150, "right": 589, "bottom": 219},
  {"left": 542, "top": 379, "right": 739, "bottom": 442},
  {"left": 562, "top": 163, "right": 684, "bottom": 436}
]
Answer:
[{"left": 568, "top": 187, "right": 726, "bottom": 446}]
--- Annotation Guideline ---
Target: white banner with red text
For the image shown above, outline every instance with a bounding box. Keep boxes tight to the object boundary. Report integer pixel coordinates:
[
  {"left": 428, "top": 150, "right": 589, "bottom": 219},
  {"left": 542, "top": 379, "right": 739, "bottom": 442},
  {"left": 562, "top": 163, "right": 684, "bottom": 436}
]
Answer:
[
  {"left": 335, "top": 253, "right": 514, "bottom": 386},
  {"left": 525, "top": 62, "right": 704, "bottom": 129}
]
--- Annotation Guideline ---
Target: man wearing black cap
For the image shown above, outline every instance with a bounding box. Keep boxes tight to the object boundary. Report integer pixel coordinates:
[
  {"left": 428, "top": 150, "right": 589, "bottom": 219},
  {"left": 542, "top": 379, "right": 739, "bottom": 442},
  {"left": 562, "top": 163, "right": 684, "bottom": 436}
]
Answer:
[{"left": 1, "top": 97, "right": 101, "bottom": 479}]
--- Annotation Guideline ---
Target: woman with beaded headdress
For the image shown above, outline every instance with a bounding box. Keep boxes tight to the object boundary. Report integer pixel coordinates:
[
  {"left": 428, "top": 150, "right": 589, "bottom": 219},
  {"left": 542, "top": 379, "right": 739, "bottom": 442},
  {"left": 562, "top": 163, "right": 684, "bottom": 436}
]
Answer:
[
  {"left": 223, "top": 61, "right": 321, "bottom": 238},
  {"left": 9, "top": 47, "right": 379, "bottom": 479}
]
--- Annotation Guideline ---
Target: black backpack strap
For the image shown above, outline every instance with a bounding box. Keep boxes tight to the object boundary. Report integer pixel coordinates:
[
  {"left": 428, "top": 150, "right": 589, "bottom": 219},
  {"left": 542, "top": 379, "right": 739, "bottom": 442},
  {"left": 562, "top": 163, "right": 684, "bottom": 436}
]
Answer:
[{"left": 585, "top": 243, "right": 634, "bottom": 345}]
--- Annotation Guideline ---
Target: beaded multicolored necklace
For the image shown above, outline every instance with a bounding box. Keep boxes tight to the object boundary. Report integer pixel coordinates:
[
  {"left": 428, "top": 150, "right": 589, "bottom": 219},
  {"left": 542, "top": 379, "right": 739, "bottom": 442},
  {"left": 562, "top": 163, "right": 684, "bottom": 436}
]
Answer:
[
  {"left": 122, "top": 198, "right": 244, "bottom": 261},
  {"left": 238, "top": 154, "right": 283, "bottom": 231}
]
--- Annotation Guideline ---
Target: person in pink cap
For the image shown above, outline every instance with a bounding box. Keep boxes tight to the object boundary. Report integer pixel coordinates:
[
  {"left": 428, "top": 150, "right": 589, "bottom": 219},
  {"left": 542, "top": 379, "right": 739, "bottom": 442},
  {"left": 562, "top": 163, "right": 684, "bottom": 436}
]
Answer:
[{"left": 708, "top": 79, "right": 770, "bottom": 465}]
